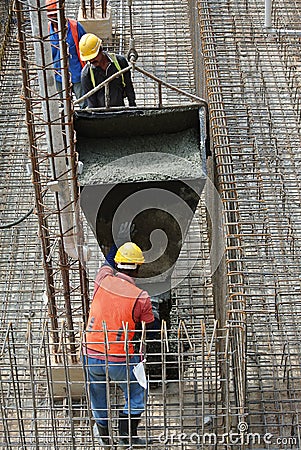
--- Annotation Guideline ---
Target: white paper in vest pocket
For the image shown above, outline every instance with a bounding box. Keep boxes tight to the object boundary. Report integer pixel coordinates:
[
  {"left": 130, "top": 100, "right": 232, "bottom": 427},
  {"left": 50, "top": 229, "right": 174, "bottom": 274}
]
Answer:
[{"left": 133, "top": 360, "right": 147, "bottom": 389}]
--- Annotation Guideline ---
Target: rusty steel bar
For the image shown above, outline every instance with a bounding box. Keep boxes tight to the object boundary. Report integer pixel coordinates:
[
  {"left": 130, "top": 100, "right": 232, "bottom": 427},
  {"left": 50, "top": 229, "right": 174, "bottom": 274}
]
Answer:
[
  {"left": 80, "top": 0, "right": 87, "bottom": 18},
  {"left": 90, "top": 0, "right": 94, "bottom": 18},
  {"left": 102, "top": 0, "right": 107, "bottom": 18},
  {"left": 79, "top": 0, "right": 108, "bottom": 19},
  {"left": 15, "top": 0, "right": 60, "bottom": 350},
  {"left": 14, "top": 0, "right": 90, "bottom": 348},
  {"left": 198, "top": 0, "right": 247, "bottom": 428}
]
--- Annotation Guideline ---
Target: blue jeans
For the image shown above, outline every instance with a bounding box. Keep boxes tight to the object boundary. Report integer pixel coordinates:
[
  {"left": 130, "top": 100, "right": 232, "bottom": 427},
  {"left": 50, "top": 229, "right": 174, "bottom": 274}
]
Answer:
[
  {"left": 56, "top": 80, "right": 87, "bottom": 109},
  {"left": 83, "top": 355, "right": 145, "bottom": 427},
  {"left": 72, "top": 81, "right": 87, "bottom": 108}
]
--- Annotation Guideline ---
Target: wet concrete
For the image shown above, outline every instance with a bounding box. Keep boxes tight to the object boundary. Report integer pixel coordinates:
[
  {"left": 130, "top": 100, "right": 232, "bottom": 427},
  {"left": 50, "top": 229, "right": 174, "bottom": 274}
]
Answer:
[{"left": 78, "top": 127, "right": 202, "bottom": 185}]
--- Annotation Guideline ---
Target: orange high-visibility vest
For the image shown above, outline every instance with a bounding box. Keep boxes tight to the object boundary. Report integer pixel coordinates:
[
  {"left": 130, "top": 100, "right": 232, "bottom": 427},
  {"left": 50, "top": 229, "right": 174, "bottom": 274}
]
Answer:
[
  {"left": 48, "top": 19, "right": 85, "bottom": 68},
  {"left": 68, "top": 19, "right": 85, "bottom": 68},
  {"left": 85, "top": 275, "right": 143, "bottom": 356}
]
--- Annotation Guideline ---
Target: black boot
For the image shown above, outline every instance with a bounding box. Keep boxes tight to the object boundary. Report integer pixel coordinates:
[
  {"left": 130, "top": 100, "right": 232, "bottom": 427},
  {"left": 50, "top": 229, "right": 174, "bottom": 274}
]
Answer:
[
  {"left": 130, "top": 416, "right": 148, "bottom": 445},
  {"left": 93, "top": 422, "right": 110, "bottom": 446},
  {"left": 118, "top": 412, "right": 148, "bottom": 446},
  {"left": 118, "top": 412, "right": 130, "bottom": 446}
]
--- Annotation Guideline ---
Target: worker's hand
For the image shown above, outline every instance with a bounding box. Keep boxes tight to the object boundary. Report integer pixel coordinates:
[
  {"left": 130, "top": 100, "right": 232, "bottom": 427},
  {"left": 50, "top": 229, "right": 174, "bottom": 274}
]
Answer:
[
  {"left": 150, "top": 296, "right": 160, "bottom": 320},
  {"left": 115, "top": 221, "right": 136, "bottom": 245},
  {"left": 118, "top": 222, "right": 134, "bottom": 237}
]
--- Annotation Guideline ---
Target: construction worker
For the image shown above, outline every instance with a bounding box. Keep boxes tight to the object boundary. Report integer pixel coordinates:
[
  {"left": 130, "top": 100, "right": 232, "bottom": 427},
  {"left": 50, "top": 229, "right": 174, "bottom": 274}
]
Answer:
[
  {"left": 83, "top": 242, "right": 154, "bottom": 446},
  {"left": 46, "top": 0, "right": 87, "bottom": 107},
  {"left": 79, "top": 33, "right": 137, "bottom": 108}
]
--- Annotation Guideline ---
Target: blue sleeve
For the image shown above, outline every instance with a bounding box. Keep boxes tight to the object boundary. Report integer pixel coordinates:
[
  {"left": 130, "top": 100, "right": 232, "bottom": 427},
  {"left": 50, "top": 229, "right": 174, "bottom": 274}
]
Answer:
[
  {"left": 77, "top": 22, "right": 86, "bottom": 39},
  {"left": 104, "top": 244, "right": 117, "bottom": 268}
]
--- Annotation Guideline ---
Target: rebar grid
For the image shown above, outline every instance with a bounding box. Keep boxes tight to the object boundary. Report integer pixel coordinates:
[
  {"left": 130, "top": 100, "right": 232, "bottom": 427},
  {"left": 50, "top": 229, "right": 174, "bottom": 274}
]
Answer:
[
  {"left": 0, "top": 209, "right": 219, "bottom": 449},
  {"left": 0, "top": 0, "right": 12, "bottom": 69},
  {"left": 13, "top": 0, "right": 90, "bottom": 343},
  {"left": 197, "top": 1, "right": 247, "bottom": 435},
  {"left": 2, "top": 0, "right": 301, "bottom": 448},
  {"left": 0, "top": 0, "right": 219, "bottom": 448},
  {"left": 199, "top": 0, "right": 301, "bottom": 446},
  {"left": 129, "top": 0, "right": 196, "bottom": 106},
  {"left": 0, "top": 20, "right": 47, "bottom": 331},
  {"left": 272, "top": 1, "right": 301, "bottom": 128}
]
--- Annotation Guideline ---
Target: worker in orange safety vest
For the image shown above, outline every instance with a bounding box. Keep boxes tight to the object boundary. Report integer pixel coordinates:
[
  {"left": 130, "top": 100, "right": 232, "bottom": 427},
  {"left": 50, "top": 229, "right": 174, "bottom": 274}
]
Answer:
[
  {"left": 83, "top": 242, "right": 155, "bottom": 447},
  {"left": 46, "top": 0, "right": 87, "bottom": 107}
]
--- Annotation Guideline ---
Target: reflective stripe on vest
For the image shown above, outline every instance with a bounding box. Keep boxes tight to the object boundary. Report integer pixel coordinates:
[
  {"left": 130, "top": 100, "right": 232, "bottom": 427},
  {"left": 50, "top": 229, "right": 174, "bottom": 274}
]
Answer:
[
  {"left": 85, "top": 275, "right": 142, "bottom": 356},
  {"left": 109, "top": 53, "right": 126, "bottom": 87},
  {"left": 89, "top": 53, "right": 126, "bottom": 88}
]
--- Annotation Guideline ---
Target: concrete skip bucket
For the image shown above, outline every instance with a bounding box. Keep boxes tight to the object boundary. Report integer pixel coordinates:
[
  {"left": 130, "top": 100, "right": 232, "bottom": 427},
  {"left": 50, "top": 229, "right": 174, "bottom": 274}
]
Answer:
[{"left": 75, "top": 104, "right": 209, "bottom": 313}]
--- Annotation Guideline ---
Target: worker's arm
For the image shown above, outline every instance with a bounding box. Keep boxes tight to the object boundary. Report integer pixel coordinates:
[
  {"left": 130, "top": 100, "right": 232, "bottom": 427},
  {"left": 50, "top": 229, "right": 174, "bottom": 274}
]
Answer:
[
  {"left": 104, "top": 243, "right": 117, "bottom": 268},
  {"left": 133, "top": 293, "right": 155, "bottom": 324},
  {"left": 117, "top": 55, "right": 136, "bottom": 106},
  {"left": 92, "top": 242, "right": 118, "bottom": 296},
  {"left": 134, "top": 295, "right": 160, "bottom": 347},
  {"left": 81, "top": 65, "right": 99, "bottom": 108}
]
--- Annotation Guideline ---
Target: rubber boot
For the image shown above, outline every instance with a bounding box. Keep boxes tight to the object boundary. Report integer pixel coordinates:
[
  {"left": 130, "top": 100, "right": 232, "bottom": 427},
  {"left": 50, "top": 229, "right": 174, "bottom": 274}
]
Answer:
[
  {"left": 93, "top": 422, "right": 110, "bottom": 446},
  {"left": 118, "top": 412, "right": 130, "bottom": 446},
  {"left": 118, "top": 412, "right": 148, "bottom": 446},
  {"left": 131, "top": 416, "right": 148, "bottom": 446}
]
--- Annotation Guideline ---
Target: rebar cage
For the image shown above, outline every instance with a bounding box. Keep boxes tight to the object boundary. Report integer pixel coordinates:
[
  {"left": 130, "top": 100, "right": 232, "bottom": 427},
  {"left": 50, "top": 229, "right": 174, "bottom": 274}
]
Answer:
[{"left": 0, "top": 0, "right": 301, "bottom": 448}]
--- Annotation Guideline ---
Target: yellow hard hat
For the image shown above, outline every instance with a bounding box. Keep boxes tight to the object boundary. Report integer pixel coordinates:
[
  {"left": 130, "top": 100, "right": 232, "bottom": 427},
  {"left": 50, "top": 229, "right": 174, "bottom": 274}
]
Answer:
[
  {"left": 79, "top": 33, "right": 103, "bottom": 61},
  {"left": 114, "top": 242, "right": 145, "bottom": 266}
]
